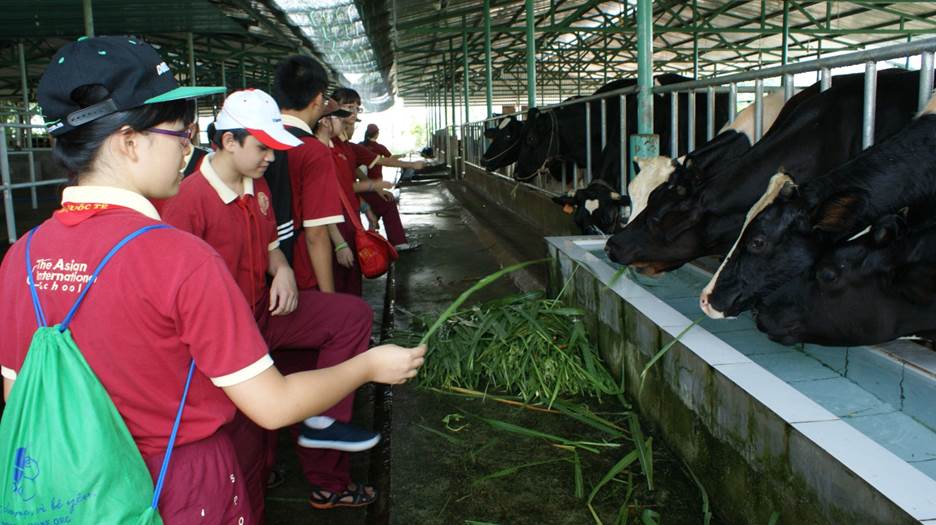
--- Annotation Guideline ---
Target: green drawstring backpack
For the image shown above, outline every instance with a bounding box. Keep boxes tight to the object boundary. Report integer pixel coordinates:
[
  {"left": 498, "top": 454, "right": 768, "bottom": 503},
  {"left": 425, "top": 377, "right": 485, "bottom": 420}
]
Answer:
[{"left": 0, "top": 224, "right": 195, "bottom": 524}]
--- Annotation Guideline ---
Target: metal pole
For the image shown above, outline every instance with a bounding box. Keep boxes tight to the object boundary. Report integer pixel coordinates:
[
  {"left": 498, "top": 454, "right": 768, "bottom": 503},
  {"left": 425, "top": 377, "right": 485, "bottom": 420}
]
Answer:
[
  {"left": 820, "top": 67, "right": 831, "bottom": 92},
  {"left": 525, "top": 0, "right": 537, "bottom": 108},
  {"left": 754, "top": 78, "right": 764, "bottom": 141},
  {"left": 862, "top": 61, "right": 877, "bottom": 150},
  {"left": 782, "top": 0, "right": 789, "bottom": 66},
  {"left": 484, "top": 0, "right": 493, "bottom": 118},
  {"left": 83, "top": 0, "right": 95, "bottom": 37},
  {"left": 706, "top": 86, "right": 715, "bottom": 141},
  {"left": 462, "top": 21, "right": 470, "bottom": 124},
  {"left": 692, "top": 0, "right": 699, "bottom": 79},
  {"left": 221, "top": 60, "right": 227, "bottom": 90},
  {"left": 18, "top": 42, "right": 37, "bottom": 209},
  {"left": 186, "top": 33, "right": 196, "bottom": 86},
  {"left": 619, "top": 93, "right": 627, "bottom": 193},
  {"left": 728, "top": 83, "right": 737, "bottom": 124},
  {"left": 670, "top": 93, "right": 678, "bottom": 156},
  {"left": 919, "top": 51, "right": 934, "bottom": 113},
  {"left": 1, "top": 127, "right": 17, "bottom": 243},
  {"left": 783, "top": 73, "right": 793, "bottom": 101},
  {"left": 687, "top": 91, "right": 696, "bottom": 152},
  {"left": 585, "top": 102, "right": 592, "bottom": 182}
]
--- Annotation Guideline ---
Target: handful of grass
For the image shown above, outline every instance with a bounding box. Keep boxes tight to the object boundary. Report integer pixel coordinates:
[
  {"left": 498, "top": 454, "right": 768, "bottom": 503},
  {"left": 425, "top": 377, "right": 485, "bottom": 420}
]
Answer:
[{"left": 405, "top": 289, "right": 621, "bottom": 406}]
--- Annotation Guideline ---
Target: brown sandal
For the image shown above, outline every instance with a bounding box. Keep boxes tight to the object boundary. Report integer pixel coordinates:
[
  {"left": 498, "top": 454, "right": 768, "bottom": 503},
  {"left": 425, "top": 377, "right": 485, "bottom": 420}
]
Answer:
[{"left": 309, "top": 483, "right": 378, "bottom": 509}]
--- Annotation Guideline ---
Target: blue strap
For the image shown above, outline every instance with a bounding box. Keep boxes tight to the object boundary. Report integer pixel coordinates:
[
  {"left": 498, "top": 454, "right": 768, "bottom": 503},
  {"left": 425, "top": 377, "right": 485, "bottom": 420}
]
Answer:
[
  {"left": 151, "top": 358, "right": 196, "bottom": 509},
  {"left": 24, "top": 228, "right": 48, "bottom": 328},
  {"left": 59, "top": 224, "right": 170, "bottom": 331},
  {"left": 24, "top": 222, "right": 191, "bottom": 509}
]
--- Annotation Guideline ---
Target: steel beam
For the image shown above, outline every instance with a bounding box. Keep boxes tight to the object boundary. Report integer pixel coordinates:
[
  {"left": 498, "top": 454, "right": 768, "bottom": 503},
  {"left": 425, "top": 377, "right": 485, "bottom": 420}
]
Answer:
[{"left": 525, "top": 0, "right": 537, "bottom": 108}]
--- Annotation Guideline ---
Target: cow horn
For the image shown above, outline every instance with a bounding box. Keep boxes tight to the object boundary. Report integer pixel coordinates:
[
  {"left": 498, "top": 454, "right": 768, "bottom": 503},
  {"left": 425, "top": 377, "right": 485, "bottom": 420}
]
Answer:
[{"left": 610, "top": 192, "right": 622, "bottom": 200}]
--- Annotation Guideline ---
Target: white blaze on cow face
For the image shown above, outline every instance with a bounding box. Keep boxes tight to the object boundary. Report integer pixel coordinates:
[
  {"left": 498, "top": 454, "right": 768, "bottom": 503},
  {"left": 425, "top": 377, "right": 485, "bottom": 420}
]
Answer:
[
  {"left": 699, "top": 172, "right": 794, "bottom": 319},
  {"left": 627, "top": 156, "right": 683, "bottom": 224},
  {"left": 498, "top": 117, "right": 511, "bottom": 130},
  {"left": 584, "top": 199, "right": 600, "bottom": 214},
  {"left": 721, "top": 89, "right": 790, "bottom": 145},
  {"left": 921, "top": 92, "right": 936, "bottom": 116}
]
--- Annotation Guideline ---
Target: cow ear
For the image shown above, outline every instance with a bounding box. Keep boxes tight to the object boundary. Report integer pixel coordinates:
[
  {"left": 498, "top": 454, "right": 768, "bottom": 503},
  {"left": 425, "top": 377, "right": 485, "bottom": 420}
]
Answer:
[
  {"left": 779, "top": 180, "right": 798, "bottom": 200},
  {"left": 871, "top": 213, "right": 908, "bottom": 246},
  {"left": 484, "top": 128, "right": 497, "bottom": 139},
  {"left": 812, "top": 190, "right": 866, "bottom": 237},
  {"left": 895, "top": 262, "right": 936, "bottom": 305}
]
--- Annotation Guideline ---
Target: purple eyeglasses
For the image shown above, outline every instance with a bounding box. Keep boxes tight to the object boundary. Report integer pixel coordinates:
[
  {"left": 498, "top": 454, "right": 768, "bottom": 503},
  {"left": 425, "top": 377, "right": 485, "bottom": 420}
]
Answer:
[{"left": 147, "top": 126, "right": 194, "bottom": 146}]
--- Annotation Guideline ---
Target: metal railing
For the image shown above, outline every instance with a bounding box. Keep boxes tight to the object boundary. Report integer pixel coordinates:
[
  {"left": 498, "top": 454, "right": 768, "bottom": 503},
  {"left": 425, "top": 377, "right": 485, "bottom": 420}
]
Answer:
[
  {"left": 2, "top": 122, "right": 67, "bottom": 243},
  {"left": 444, "top": 37, "right": 936, "bottom": 198}
]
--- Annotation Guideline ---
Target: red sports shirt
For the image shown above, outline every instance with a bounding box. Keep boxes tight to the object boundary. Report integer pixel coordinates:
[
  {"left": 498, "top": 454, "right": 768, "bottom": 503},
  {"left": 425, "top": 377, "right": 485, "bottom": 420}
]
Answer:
[
  {"left": 161, "top": 154, "right": 279, "bottom": 311},
  {"left": 0, "top": 186, "right": 272, "bottom": 458},
  {"left": 282, "top": 115, "right": 344, "bottom": 290},
  {"left": 361, "top": 140, "right": 392, "bottom": 180}
]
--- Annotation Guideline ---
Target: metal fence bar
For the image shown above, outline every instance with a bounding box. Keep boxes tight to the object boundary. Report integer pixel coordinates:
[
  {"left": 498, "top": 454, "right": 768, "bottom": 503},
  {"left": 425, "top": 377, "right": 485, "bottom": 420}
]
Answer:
[
  {"left": 619, "top": 93, "right": 627, "bottom": 193},
  {"left": 783, "top": 73, "right": 794, "bottom": 101},
  {"left": 1, "top": 178, "right": 68, "bottom": 191},
  {"left": 820, "top": 67, "right": 832, "bottom": 91},
  {"left": 754, "top": 79, "right": 764, "bottom": 142},
  {"left": 687, "top": 90, "right": 696, "bottom": 152},
  {"left": 728, "top": 83, "right": 737, "bottom": 124},
  {"left": 670, "top": 92, "right": 678, "bottom": 156},
  {"left": 1, "top": 126, "right": 17, "bottom": 243},
  {"left": 585, "top": 101, "right": 592, "bottom": 183},
  {"left": 600, "top": 99, "right": 607, "bottom": 150},
  {"left": 706, "top": 86, "right": 715, "bottom": 141},
  {"left": 920, "top": 51, "right": 935, "bottom": 113},
  {"left": 862, "top": 61, "right": 877, "bottom": 150}
]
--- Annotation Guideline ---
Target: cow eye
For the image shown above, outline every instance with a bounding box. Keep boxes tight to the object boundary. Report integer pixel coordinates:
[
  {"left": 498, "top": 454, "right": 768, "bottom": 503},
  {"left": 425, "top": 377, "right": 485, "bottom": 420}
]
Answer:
[
  {"left": 747, "top": 235, "right": 767, "bottom": 254},
  {"left": 525, "top": 134, "right": 537, "bottom": 145},
  {"left": 817, "top": 267, "right": 839, "bottom": 285},
  {"left": 675, "top": 185, "right": 687, "bottom": 197}
]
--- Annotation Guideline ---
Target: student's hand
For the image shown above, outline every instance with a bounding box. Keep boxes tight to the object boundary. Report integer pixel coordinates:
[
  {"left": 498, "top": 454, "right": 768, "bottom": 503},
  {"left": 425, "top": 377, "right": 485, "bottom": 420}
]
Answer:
[
  {"left": 269, "top": 268, "right": 299, "bottom": 316},
  {"left": 410, "top": 161, "right": 427, "bottom": 170},
  {"left": 377, "top": 188, "right": 395, "bottom": 202},
  {"left": 365, "top": 344, "right": 427, "bottom": 384},
  {"left": 336, "top": 247, "right": 354, "bottom": 268},
  {"left": 366, "top": 210, "right": 380, "bottom": 231},
  {"left": 375, "top": 180, "right": 394, "bottom": 191}
]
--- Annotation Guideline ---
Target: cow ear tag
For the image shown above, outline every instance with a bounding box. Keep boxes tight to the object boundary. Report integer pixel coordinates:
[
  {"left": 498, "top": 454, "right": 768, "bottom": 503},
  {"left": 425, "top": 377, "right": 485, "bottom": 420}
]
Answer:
[{"left": 562, "top": 204, "right": 575, "bottom": 215}]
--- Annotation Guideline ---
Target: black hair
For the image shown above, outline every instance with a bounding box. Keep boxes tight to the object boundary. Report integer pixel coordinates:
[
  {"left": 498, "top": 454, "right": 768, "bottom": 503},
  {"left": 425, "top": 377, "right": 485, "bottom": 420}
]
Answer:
[
  {"left": 273, "top": 55, "right": 329, "bottom": 111},
  {"left": 331, "top": 87, "right": 361, "bottom": 106},
  {"left": 53, "top": 84, "right": 195, "bottom": 178},
  {"left": 211, "top": 128, "right": 250, "bottom": 149},
  {"left": 364, "top": 129, "right": 378, "bottom": 141}
]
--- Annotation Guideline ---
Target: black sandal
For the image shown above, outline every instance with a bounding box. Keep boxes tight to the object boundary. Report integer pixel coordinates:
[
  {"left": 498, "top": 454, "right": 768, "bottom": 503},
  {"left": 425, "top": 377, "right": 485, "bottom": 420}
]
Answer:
[{"left": 309, "top": 483, "right": 378, "bottom": 509}]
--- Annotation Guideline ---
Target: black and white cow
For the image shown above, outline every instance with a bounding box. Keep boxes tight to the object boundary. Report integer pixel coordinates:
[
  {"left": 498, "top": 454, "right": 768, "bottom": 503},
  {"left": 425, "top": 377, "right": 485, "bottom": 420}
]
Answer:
[
  {"left": 753, "top": 211, "right": 936, "bottom": 346},
  {"left": 606, "top": 70, "right": 924, "bottom": 276},
  {"left": 516, "top": 74, "right": 731, "bottom": 184},
  {"left": 605, "top": 89, "right": 793, "bottom": 274},
  {"left": 551, "top": 180, "right": 631, "bottom": 235},
  {"left": 700, "top": 89, "right": 936, "bottom": 319},
  {"left": 481, "top": 115, "right": 524, "bottom": 171}
]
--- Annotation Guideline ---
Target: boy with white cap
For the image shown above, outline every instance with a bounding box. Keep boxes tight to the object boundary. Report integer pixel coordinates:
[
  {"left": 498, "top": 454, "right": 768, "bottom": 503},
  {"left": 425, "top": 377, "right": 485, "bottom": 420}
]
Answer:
[{"left": 161, "top": 88, "right": 382, "bottom": 517}]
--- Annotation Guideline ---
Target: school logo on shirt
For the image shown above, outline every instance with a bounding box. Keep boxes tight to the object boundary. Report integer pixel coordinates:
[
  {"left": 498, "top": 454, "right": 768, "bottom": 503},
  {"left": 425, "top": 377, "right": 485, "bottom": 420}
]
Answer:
[{"left": 258, "top": 192, "right": 270, "bottom": 216}]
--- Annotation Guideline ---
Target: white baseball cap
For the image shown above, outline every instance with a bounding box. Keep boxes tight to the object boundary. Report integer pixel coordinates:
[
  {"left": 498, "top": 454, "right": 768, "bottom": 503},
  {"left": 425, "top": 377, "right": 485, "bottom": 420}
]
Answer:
[{"left": 214, "top": 89, "right": 302, "bottom": 150}]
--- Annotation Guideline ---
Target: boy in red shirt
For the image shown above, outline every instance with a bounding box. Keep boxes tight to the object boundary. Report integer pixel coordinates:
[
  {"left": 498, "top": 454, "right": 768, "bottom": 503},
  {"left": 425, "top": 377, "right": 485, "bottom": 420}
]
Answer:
[
  {"left": 331, "top": 89, "right": 425, "bottom": 253},
  {"left": 162, "top": 89, "right": 382, "bottom": 512}
]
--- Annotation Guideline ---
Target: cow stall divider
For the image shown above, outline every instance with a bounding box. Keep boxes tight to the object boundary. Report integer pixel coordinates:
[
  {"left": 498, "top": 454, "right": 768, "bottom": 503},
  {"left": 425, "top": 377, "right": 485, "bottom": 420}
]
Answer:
[
  {"left": 1, "top": 121, "right": 65, "bottom": 244},
  {"left": 446, "top": 37, "right": 936, "bottom": 209}
]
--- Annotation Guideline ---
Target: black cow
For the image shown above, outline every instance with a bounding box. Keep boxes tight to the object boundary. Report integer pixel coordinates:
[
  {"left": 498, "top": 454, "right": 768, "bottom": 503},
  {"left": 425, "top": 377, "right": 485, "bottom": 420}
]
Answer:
[
  {"left": 753, "top": 212, "right": 936, "bottom": 346},
  {"left": 606, "top": 70, "right": 923, "bottom": 276},
  {"left": 551, "top": 180, "right": 631, "bottom": 235},
  {"left": 701, "top": 87, "right": 936, "bottom": 318},
  {"left": 481, "top": 115, "right": 524, "bottom": 171}
]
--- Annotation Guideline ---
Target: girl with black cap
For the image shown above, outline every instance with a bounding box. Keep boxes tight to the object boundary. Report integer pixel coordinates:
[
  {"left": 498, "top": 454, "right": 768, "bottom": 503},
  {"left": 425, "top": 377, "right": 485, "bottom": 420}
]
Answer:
[{"left": 0, "top": 36, "right": 425, "bottom": 524}]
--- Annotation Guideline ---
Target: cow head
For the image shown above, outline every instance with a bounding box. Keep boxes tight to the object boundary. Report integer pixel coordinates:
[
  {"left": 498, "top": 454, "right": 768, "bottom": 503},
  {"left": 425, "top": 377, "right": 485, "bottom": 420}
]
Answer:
[
  {"left": 553, "top": 181, "right": 631, "bottom": 235},
  {"left": 481, "top": 116, "right": 525, "bottom": 171},
  {"left": 753, "top": 212, "right": 936, "bottom": 346},
  {"left": 605, "top": 157, "right": 711, "bottom": 274},
  {"left": 700, "top": 173, "right": 824, "bottom": 318},
  {"left": 516, "top": 108, "right": 558, "bottom": 181}
]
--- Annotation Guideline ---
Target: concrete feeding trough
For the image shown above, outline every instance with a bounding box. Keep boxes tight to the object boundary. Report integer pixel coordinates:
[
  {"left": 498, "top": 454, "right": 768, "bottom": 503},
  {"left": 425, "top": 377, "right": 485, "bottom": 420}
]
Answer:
[{"left": 547, "top": 236, "right": 936, "bottom": 525}]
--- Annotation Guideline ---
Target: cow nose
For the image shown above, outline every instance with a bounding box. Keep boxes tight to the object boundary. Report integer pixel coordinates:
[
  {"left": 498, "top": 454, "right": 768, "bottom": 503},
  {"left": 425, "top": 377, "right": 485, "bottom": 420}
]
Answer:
[{"left": 699, "top": 290, "right": 725, "bottom": 319}]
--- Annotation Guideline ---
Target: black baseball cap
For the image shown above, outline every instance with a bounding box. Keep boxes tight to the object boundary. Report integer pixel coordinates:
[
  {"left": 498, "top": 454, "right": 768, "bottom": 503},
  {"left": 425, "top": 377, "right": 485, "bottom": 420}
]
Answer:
[{"left": 37, "top": 36, "right": 226, "bottom": 136}]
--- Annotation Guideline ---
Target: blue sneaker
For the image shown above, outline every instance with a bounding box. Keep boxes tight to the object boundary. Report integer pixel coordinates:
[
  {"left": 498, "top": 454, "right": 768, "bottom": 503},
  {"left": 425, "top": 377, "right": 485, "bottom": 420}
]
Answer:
[{"left": 298, "top": 421, "right": 381, "bottom": 452}]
